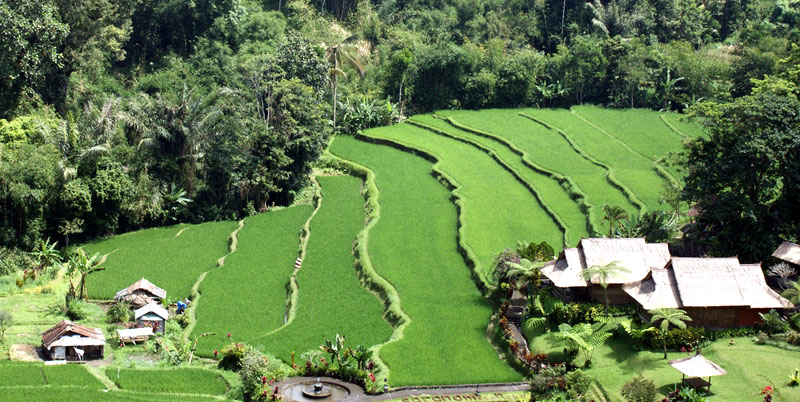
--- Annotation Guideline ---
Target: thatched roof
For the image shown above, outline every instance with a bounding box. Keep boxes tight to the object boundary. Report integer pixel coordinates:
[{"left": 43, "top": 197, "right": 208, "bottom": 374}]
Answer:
[
  {"left": 115, "top": 278, "right": 166, "bottom": 300},
  {"left": 773, "top": 241, "right": 800, "bottom": 265},
  {"left": 623, "top": 257, "right": 793, "bottom": 310},
  {"left": 541, "top": 238, "right": 670, "bottom": 288},
  {"left": 669, "top": 354, "right": 727, "bottom": 378},
  {"left": 42, "top": 320, "right": 105, "bottom": 350},
  {"left": 134, "top": 303, "right": 169, "bottom": 321}
]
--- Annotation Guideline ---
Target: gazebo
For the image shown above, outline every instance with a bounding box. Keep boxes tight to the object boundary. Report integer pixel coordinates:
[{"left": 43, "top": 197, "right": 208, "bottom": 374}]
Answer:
[{"left": 668, "top": 352, "right": 727, "bottom": 393}]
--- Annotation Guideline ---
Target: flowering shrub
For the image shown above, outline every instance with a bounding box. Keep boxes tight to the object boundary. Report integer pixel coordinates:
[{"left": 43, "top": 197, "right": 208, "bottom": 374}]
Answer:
[{"left": 218, "top": 342, "right": 248, "bottom": 370}]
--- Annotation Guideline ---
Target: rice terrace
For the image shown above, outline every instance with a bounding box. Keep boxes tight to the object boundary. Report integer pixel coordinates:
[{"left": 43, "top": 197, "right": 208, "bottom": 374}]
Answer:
[{"left": 4, "top": 100, "right": 800, "bottom": 402}]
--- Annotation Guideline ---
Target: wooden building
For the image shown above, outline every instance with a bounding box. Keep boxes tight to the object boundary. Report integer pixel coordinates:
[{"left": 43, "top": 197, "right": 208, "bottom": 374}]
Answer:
[
  {"left": 42, "top": 320, "right": 105, "bottom": 361},
  {"left": 540, "top": 238, "right": 670, "bottom": 304},
  {"left": 115, "top": 278, "right": 166, "bottom": 308},
  {"left": 134, "top": 303, "right": 169, "bottom": 334},
  {"left": 623, "top": 257, "right": 794, "bottom": 328}
]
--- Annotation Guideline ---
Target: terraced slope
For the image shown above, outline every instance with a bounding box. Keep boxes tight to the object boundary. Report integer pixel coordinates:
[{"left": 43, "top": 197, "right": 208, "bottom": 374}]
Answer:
[
  {"left": 435, "top": 109, "right": 639, "bottom": 236},
  {"left": 84, "top": 221, "right": 238, "bottom": 299},
  {"left": 409, "top": 114, "right": 590, "bottom": 244},
  {"left": 193, "top": 205, "right": 313, "bottom": 354},
  {"left": 526, "top": 108, "right": 667, "bottom": 210},
  {"left": 251, "top": 175, "right": 392, "bottom": 360},
  {"left": 361, "top": 122, "right": 563, "bottom": 275},
  {"left": 660, "top": 112, "right": 706, "bottom": 139},
  {"left": 330, "top": 135, "right": 521, "bottom": 385}
]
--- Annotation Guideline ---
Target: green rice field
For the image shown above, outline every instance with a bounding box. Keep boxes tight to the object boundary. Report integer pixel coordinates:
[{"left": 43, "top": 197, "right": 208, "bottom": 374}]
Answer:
[
  {"left": 106, "top": 367, "right": 228, "bottom": 395},
  {"left": 330, "top": 135, "right": 522, "bottom": 385}
]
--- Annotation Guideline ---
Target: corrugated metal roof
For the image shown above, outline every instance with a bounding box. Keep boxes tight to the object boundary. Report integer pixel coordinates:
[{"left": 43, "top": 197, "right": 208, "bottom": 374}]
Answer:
[
  {"left": 115, "top": 278, "right": 167, "bottom": 300},
  {"left": 42, "top": 320, "right": 105, "bottom": 349},
  {"left": 134, "top": 303, "right": 169, "bottom": 320}
]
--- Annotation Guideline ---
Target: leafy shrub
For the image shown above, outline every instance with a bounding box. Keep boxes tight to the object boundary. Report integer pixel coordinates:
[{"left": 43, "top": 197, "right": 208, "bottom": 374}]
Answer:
[
  {"left": 760, "top": 310, "right": 789, "bottom": 336},
  {"left": 106, "top": 301, "right": 133, "bottom": 323},
  {"left": 644, "top": 327, "right": 706, "bottom": 351},
  {"left": 785, "top": 330, "right": 800, "bottom": 346},
  {"left": 218, "top": 342, "right": 247, "bottom": 371},
  {"left": 663, "top": 386, "right": 709, "bottom": 402},
  {"left": 66, "top": 300, "right": 103, "bottom": 321},
  {"left": 338, "top": 97, "right": 399, "bottom": 135},
  {"left": 621, "top": 373, "right": 656, "bottom": 402},
  {"left": 566, "top": 369, "right": 592, "bottom": 398}
]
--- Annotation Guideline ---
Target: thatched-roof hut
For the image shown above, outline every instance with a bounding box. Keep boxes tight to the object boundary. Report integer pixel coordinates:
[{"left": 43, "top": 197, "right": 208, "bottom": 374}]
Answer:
[
  {"left": 42, "top": 320, "right": 105, "bottom": 361},
  {"left": 623, "top": 257, "right": 793, "bottom": 327},
  {"left": 773, "top": 241, "right": 800, "bottom": 266},
  {"left": 115, "top": 278, "right": 166, "bottom": 308},
  {"left": 540, "top": 238, "right": 670, "bottom": 304},
  {"left": 669, "top": 353, "right": 726, "bottom": 393}
]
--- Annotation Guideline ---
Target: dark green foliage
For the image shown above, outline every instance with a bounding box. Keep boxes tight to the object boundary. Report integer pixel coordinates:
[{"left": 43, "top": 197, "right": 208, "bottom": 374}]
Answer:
[
  {"left": 643, "top": 327, "right": 705, "bottom": 350},
  {"left": 621, "top": 373, "right": 657, "bottom": 402},
  {"left": 517, "top": 241, "right": 555, "bottom": 263},
  {"left": 106, "top": 300, "right": 133, "bottom": 323}
]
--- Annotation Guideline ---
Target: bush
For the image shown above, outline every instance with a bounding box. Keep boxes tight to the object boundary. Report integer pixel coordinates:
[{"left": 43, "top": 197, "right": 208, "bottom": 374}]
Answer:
[
  {"left": 218, "top": 342, "right": 247, "bottom": 371},
  {"left": 644, "top": 327, "right": 706, "bottom": 351},
  {"left": 106, "top": 301, "right": 133, "bottom": 323},
  {"left": 66, "top": 300, "right": 103, "bottom": 321},
  {"left": 566, "top": 369, "right": 592, "bottom": 398},
  {"left": 621, "top": 373, "right": 656, "bottom": 402}
]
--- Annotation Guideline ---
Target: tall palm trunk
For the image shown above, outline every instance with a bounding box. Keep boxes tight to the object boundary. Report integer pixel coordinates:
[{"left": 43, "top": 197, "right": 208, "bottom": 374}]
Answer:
[{"left": 332, "top": 74, "right": 338, "bottom": 133}]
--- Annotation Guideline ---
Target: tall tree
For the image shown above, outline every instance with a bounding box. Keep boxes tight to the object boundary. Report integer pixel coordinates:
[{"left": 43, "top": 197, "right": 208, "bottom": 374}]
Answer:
[
  {"left": 579, "top": 261, "right": 631, "bottom": 317},
  {"left": 325, "top": 36, "right": 364, "bottom": 133},
  {"left": 648, "top": 307, "right": 692, "bottom": 359},
  {"left": 602, "top": 204, "right": 629, "bottom": 237}
]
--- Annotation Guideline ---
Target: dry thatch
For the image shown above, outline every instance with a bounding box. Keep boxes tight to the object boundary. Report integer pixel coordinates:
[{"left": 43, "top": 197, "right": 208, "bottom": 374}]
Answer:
[
  {"left": 541, "top": 238, "right": 669, "bottom": 288},
  {"left": 623, "top": 257, "right": 793, "bottom": 310},
  {"left": 115, "top": 278, "right": 166, "bottom": 303},
  {"left": 773, "top": 241, "right": 800, "bottom": 266},
  {"left": 669, "top": 354, "right": 727, "bottom": 378}
]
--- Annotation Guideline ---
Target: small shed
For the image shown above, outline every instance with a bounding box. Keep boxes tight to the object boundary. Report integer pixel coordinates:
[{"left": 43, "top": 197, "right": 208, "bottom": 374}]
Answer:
[
  {"left": 135, "top": 303, "right": 169, "bottom": 334},
  {"left": 669, "top": 353, "right": 727, "bottom": 393},
  {"left": 117, "top": 327, "right": 154, "bottom": 344},
  {"left": 42, "top": 320, "right": 105, "bottom": 361},
  {"left": 115, "top": 278, "right": 167, "bottom": 308}
]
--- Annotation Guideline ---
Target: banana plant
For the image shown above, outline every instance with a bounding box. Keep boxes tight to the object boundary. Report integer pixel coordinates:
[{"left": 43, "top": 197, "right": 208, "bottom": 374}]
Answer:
[{"left": 320, "top": 334, "right": 347, "bottom": 368}]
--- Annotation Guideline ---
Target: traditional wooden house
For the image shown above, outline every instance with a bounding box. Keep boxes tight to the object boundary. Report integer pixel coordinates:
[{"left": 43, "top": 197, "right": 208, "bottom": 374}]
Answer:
[
  {"left": 115, "top": 278, "right": 166, "bottom": 308},
  {"left": 134, "top": 303, "right": 169, "bottom": 334},
  {"left": 773, "top": 241, "right": 800, "bottom": 268},
  {"left": 42, "top": 320, "right": 105, "bottom": 361},
  {"left": 623, "top": 257, "right": 794, "bottom": 328},
  {"left": 540, "top": 238, "right": 670, "bottom": 304}
]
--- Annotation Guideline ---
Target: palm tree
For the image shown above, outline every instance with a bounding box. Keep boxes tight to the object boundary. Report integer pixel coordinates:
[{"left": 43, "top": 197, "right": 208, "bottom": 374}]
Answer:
[
  {"left": 506, "top": 258, "right": 544, "bottom": 296},
  {"left": 586, "top": 0, "right": 645, "bottom": 38},
  {"left": 782, "top": 281, "right": 800, "bottom": 305},
  {"left": 66, "top": 248, "right": 106, "bottom": 301},
  {"left": 580, "top": 261, "right": 630, "bottom": 317},
  {"left": 325, "top": 36, "right": 364, "bottom": 133},
  {"left": 648, "top": 308, "right": 692, "bottom": 359},
  {"left": 602, "top": 204, "right": 629, "bottom": 237},
  {"left": 554, "top": 322, "right": 613, "bottom": 366}
]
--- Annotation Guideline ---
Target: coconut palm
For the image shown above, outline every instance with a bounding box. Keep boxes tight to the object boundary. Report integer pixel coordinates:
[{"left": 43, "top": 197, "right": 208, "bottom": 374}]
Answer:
[
  {"left": 648, "top": 308, "right": 692, "bottom": 359},
  {"left": 782, "top": 281, "right": 800, "bottom": 305},
  {"left": 325, "top": 36, "right": 364, "bottom": 133},
  {"left": 580, "top": 261, "right": 630, "bottom": 317},
  {"left": 602, "top": 204, "right": 629, "bottom": 237},
  {"left": 66, "top": 248, "right": 106, "bottom": 301},
  {"left": 586, "top": 0, "right": 645, "bottom": 38}
]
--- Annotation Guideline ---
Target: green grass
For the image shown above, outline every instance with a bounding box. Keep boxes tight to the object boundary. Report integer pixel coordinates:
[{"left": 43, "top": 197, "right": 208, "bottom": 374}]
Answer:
[
  {"left": 0, "top": 362, "right": 103, "bottom": 389},
  {"left": 362, "top": 122, "right": 563, "bottom": 273},
  {"left": 436, "top": 109, "right": 640, "bottom": 236},
  {"left": 0, "top": 387, "right": 225, "bottom": 401},
  {"left": 106, "top": 367, "right": 228, "bottom": 395},
  {"left": 528, "top": 331, "right": 800, "bottom": 402},
  {"left": 193, "top": 205, "right": 313, "bottom": 354},
  {"left": 527, "top": 108, "right": 669, "bottom": 210},
  {"left": 251, "top": 175, "right": 393, "bottom": 360},
  {"left": 84, "top": 220, "right": 238, "bottom": 300},
  {"left": 0, "top": 292, "right": 66, "bottom": 347},
  {"left": 330, "top": 135, "right": 521, "bottom": 385},
  {"left": 410, "top": 114, "right": 590, "bottom": 245},
  {"left": 43, "top": 364, "right": 106, "bottom": 388},
  {"left": 571, "top": 105, "right": 686, "bottom": 178},
  {"left": 0, "top": 361, "right": 48, "bottom": 386},
  {"left": 660, "top": 113, "right": 707, "bottom": 139}
]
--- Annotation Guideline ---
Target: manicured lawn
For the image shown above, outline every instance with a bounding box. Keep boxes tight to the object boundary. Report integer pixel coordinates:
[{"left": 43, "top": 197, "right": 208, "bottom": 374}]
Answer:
[
  {"left": 411, "top": 114, "right": 590, "bottom": 245},
  {"left": 528, "top": 108, "right": 670, "bottom": 211},
  {"left": 529, "top": 331, "right": 800, "bottom": 401},
  {"left": 330, "top": 135, "right": 522, "bottom": 385},
  {"left": 251, "top": 175, "right": 392, "bottom": 360},
  {"left": 361, "top": 122, "right": 563, "bottom": 274},
  {"left": 106, "top": 367, "right": 228, "bottom": 395},
  {"left": 193, "top": 205, "right": 313, "bottom": 354},
  {"left": 84, "top": 220, "right": 238, "bottom": 300}
]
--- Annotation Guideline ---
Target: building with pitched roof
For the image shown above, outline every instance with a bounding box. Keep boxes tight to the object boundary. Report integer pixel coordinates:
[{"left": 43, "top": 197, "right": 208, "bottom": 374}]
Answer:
[
  {"left": 134, "top": 303, "right": 169, "bottom": 333},
  {"left": 540, "top": 238, "right": 670, "bottom": 304},
  {"left": 42, "top": 320, "right": 105, "bottom": 361},
  {"left": 623, "top": 257, "right": 793, "bottom": 327},
  {"left": 115, "top": 278, "right": 166, "bottom": 308},
  {"left": 773, "top": 241, "right": 800, "bottom": 267}
]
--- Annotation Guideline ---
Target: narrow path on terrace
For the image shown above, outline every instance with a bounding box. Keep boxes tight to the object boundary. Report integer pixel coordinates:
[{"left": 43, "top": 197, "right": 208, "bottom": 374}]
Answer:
[
  {"left": 412, "top": 113, "right": 590, "bottom": 244},
  {"left": 330, "top": 135, "right": 521, "bottom": 385},
  {"left": 436, "top": 109, "right": 639, "bottom": 236},
  {"left": 525, "top": 109, "right": 669, "bottom": 210}
]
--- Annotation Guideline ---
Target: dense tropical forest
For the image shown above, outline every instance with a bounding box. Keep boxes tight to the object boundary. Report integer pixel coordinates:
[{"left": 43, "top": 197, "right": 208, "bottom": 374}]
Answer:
[{"left": 2, "top": 0, "right": 800, "bottom": 262}]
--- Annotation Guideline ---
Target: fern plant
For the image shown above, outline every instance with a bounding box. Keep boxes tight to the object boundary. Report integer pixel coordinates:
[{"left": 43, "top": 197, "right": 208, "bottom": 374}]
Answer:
[{"left": 555, "top": 322, "right": 613, "bottom": 365}]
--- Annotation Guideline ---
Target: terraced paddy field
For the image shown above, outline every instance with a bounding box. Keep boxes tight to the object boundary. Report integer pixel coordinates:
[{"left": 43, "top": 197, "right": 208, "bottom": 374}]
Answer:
[
  {"left": 251, "top": 175, "right": 392, "bottom": 360},
  {"left": 193, "top": 205, "right": 313, "bottom": 354},
  {"left": 84, "top": 221, "right": 237, "bottom": 299},
  {"left": 329, "top": 135, "right": 522, "bottom": 385}
]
